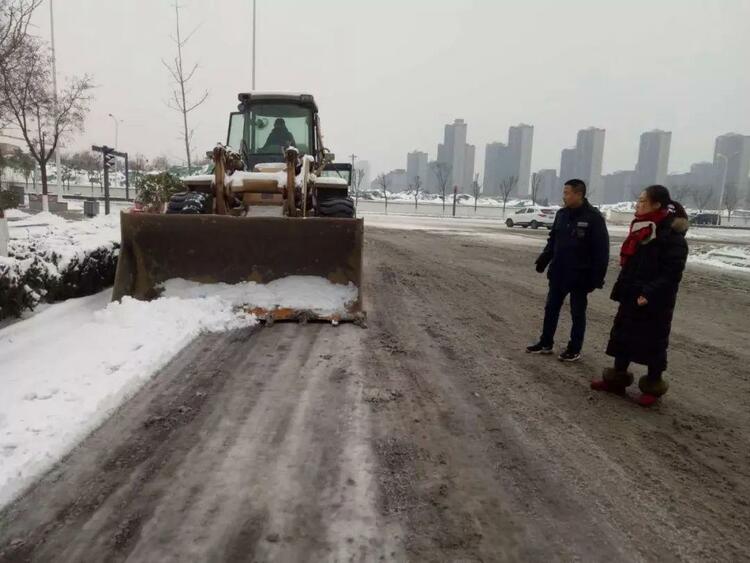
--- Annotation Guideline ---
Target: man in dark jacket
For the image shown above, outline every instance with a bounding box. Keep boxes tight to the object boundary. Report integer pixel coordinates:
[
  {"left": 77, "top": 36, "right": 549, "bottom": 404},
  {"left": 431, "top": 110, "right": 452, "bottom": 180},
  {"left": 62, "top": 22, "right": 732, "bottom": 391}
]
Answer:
[
  {"left": 527, "top": 179, "right": 610, "bottom": 361},
  {"left": 262, "top": 118, "right": 296, "bottom": 150}
]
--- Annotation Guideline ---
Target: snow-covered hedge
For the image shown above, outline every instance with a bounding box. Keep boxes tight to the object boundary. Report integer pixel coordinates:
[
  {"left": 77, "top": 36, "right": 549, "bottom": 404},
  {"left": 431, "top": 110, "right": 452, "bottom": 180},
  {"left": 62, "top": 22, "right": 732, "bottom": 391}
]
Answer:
[
  {"left": 0, "top": 213, "right": 120, "bottom": 320},
  {"left": 0, "top": 244, "right": 119, "bottom": 320}
]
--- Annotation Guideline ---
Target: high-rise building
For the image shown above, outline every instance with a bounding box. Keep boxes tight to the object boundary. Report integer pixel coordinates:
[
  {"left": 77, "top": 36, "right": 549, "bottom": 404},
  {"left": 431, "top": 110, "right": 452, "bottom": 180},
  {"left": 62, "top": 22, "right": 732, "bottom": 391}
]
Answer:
[
  {"left": 602, "top": 170, "right": 635, "bottom": 203},
  {"left": 437, "top": 119, "right": 475, "bottom": 193},
  {"left": 666, "top": 161, "right": 716, "bottom": 207},
  {"left": 634, "top": 130, "right": 671, "bottom": 190},
  {"left": 426, "top": 160, "right": 441, "bottom": 193},
  {"left": 509, "top": 124, "right": 534, "bottom": 195},
  {"left": 372, "top": 168, "right": 408, "bottom": 191},
  {"left": 714, "top": 133, "right": 750, "bottom": 207},
  {"left": 559, "top": 148, "right": 578, "bottom": 188},
  {"left": 576, "top": 128, "right": 606, "bottom": 202},
  {"left": 557, "top": 128, "right": 605, "bottom": 202},
  {"left": 483, "top": 142, "right": 510, "bottom": 196},
  {"left": 535, "top": 169, "right": 558, "bottom": 204},
  {"left": 406, "top": 151, "right": 428, "bottom": 191},
  {"left": 464, "top": 144, "right": 476, "bottom": 192},
  {"left": 482, "top": 124, "right": 534, "bottom": 196}
]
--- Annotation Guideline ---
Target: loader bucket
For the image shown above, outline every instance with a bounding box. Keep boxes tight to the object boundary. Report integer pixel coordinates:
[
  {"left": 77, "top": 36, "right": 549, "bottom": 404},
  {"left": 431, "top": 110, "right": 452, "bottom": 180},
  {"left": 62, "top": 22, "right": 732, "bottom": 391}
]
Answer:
[{"left": 112, "top": 212, "right": 364, "bottom": 322}]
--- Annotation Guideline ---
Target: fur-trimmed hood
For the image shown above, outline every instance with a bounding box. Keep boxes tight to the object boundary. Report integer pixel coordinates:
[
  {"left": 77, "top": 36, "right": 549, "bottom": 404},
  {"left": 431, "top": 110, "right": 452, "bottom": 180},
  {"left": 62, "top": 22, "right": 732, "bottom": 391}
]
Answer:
[{"left": 670, "top": 216, "right": 689, "bottom": 233}]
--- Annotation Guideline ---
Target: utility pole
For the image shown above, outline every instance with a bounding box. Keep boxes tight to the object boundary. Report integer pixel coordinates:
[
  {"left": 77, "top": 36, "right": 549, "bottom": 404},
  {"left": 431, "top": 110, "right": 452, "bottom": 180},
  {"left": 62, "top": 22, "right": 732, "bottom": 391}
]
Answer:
[
  {"left": 252, "top": 0, "right": 256, "bottom": 89},
  {"left": 349, "top": 154, "right": 357, "bottom": 198},
  {"left": 50, "top": 0, "right": 61, "bottom": 208}
]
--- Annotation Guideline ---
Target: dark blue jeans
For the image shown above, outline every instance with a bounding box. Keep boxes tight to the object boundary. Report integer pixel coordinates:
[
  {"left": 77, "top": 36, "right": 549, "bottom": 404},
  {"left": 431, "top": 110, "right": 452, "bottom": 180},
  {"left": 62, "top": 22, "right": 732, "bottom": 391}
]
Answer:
[{"left": 539, "top": 283, "right": 588, "bottom": 353}]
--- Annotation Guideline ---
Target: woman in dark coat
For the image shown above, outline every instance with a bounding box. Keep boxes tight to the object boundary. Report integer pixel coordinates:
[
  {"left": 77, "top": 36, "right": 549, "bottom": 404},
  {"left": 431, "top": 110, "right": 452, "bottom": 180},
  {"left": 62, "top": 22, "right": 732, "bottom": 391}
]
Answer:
[{"left": 591, "top": 185, "right": 689, "bottom": 406}]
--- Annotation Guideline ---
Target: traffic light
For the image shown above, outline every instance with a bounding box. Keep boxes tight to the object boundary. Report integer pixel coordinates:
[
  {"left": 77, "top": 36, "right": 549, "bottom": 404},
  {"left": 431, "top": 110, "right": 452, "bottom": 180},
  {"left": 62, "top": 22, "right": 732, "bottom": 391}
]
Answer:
[{"left": 103, "top": 150, "right": 116, "bottom": 170}]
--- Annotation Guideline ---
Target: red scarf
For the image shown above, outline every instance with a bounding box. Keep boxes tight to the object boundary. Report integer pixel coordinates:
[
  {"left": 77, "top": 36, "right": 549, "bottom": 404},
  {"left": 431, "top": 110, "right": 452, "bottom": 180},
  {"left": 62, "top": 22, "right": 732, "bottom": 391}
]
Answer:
[{"left": 620, "top": 209, "right": 670, "bottom": 266}]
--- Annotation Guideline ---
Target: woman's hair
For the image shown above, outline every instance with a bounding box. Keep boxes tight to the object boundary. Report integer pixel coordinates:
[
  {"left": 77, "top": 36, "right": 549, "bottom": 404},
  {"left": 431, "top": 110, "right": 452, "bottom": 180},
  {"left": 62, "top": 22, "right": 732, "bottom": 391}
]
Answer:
[{"left": 644, "top": 185, "right": 688, "bottom": 219}]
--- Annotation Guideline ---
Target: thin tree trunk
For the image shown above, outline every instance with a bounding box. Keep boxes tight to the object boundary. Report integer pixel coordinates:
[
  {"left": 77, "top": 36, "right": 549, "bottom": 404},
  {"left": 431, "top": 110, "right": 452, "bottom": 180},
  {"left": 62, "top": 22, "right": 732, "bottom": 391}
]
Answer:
[
  {"left": 40, "top": 161, "right": 48, "bottom": 196},
  {"left": 175, "top": 4, "right": 192, "bottom": 173}
]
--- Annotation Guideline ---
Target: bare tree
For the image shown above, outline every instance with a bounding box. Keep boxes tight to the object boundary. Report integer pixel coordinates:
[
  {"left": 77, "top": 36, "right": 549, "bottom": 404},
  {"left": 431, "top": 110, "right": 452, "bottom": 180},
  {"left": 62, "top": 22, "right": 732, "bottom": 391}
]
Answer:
[
  {"left": 411, "top": 175, "right": 422, "bottom": 211},
  {"left": 431, "top": 161, "right": 451, "bottom": 213},
  {"left": 352, "top": 167, "right": 365, "bottom": 209},
  {"left": 67, "top": 150, "right": 99, "bottom": 189},
  {"left": 530, "top": 172, "right": 542, "bottom": 205},
  {"left": 471, "top": 173, "right": 481, "bottom": 212},
  {"left": 722, "top": 182, "right": 739, "bottom": 225},
  {"left": 498, "top": 175, "right": 518, "bottom": 217},
  {"left": 0, "top": 0, "right": 42, "bottom": 129},
  {"left": 375, "top": 173, "right": 390, "bottom": 214},
  {"left": 150, "top": 155, "right": 171, "bottom": 172},
  {"left": 690, "top": 185, "right": 714, "bottom": 213},
  {"left": 0, "top": 36, "right": 93, "bottom": 203},
  {"left": 129, "top": 153, "right": 149, "bottom": 184},
  {"left": 162, "top": 3, "right": 208, "bottom": 175}
]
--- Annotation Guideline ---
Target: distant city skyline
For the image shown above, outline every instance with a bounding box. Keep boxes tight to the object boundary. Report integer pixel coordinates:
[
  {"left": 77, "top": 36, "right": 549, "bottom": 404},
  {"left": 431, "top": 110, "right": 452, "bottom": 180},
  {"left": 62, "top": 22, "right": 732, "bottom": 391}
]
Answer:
[{"left": 387, "top": 123, "right": 750, "bottom": 205}]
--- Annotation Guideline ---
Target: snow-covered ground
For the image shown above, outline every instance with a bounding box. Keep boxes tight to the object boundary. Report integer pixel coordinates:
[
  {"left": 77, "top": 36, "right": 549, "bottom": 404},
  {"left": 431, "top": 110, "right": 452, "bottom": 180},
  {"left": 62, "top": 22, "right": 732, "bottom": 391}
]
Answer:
[
  {"left": 0, "top": 276, "right": 357, "bottom": 508},
  {"left": 364, "top": 213, "right": 750, "bottom": 271}
]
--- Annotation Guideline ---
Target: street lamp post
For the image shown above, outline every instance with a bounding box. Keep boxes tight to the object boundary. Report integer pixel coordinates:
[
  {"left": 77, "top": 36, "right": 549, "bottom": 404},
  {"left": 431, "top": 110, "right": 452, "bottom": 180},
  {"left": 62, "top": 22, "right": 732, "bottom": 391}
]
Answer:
[
  {"left": 108, "top": 113, "right": 120, "bottom": 149},
  {"left": 252, "top": 0, "right": 256, "bottom": 90},
  {"left": 49, "top": 0, "right": 61, "bottom": 206}
]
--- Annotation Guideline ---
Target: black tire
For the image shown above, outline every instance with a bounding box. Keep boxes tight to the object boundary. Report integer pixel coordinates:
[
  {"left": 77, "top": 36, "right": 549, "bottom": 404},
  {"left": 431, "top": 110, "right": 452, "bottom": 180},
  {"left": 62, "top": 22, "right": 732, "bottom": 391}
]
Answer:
[
  {"left": 169, "top": 192, "right": 189, "bottom": 202},
  {"left": 505, "top": 218, "right": 514, "bottom": 228},
  {"left": 521, "top": 224, "right": 528, "bottom": 228},
  {"left": 165, "top": 191, "right": 212, "bottom": 215},
  {"left": 531, "top": 220, "right": 539, "bottom": 229},
  {"left": 318, "top": 197, "right": 354, "bottom": 218}
]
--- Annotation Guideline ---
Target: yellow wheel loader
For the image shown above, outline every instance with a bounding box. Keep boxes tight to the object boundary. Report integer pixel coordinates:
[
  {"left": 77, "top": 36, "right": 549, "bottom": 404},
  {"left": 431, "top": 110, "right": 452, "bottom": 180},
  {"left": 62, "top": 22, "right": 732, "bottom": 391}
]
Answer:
[{"left": 112, "top": 92, "right": 364, "bottom": 324}]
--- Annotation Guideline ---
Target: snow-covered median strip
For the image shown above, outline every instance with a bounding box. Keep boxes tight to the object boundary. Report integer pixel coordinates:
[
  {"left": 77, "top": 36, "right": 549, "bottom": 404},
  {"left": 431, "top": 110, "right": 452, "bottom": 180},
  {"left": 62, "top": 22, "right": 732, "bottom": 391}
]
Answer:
[
  {"left": 688, "top": 245, "right": 750, "bottom": 272},
  {"left": 0, "top": 275, "right": 356, "bottom": 508}
]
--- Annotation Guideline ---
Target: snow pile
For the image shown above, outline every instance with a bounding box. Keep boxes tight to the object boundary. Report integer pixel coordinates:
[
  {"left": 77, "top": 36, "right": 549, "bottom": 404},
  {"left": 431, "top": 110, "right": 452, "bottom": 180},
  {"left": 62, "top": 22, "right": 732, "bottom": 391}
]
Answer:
[
  {"left": 0, "top": 274, "right": 357, "bottom": 508},
  {"left": 689, "top": 245, "right": 750, "bottom": 271},
  {"left": 3, "top": 208, "right": 30, "bottom": 220},
  {"left": 600, "top": 201, "right": 637, "bottom": 214},
  {"left": 162, "top": 276, "right": 358, "bottom": 317},
  {"left": 8, "top": 212, "right": 120, "bottom": 268}
]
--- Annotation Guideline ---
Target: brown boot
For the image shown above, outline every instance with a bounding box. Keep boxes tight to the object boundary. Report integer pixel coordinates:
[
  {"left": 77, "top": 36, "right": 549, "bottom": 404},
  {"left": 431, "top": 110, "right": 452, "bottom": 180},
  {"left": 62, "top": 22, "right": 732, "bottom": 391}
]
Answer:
[
  {"left": 638, "top": 375, "right": 669, "bottom": 397},
  {"left": 591, "top": 368, "right": 634, "bottom": 394}
]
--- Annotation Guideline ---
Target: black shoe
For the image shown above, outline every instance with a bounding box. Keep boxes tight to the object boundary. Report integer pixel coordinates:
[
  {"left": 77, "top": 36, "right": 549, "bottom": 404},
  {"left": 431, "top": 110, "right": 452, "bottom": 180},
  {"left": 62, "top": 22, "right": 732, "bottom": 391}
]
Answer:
[
  {"left": 526, "top": 343, "right": 553, "bottom": 354},
  {"left": 558, "top": 349, "right": 581, "bottom": 362}
]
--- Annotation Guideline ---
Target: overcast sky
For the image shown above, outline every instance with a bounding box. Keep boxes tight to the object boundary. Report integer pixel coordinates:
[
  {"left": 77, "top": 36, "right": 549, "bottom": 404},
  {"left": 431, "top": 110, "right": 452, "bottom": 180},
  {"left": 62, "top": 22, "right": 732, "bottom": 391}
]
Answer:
[{"left": 29, "top": 0, "right": 750, "bottom": 177}]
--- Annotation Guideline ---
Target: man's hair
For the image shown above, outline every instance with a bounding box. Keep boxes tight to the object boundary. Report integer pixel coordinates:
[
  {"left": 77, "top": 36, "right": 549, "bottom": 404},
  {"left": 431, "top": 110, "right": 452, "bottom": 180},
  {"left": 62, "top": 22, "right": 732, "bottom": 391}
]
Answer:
[{"left": 564, "top": 178, "right": 586, "bottom": 196}]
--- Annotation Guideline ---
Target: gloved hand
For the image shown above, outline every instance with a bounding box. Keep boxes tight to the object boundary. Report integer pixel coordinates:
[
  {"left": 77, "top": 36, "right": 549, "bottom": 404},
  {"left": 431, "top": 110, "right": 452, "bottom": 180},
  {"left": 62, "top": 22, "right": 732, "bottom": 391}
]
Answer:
[
  {"left": 535, "top": 253, "right": 550, "bottom": 273},
  {"left": 587, "top": 278, "right": 605, "bottom": 292}
]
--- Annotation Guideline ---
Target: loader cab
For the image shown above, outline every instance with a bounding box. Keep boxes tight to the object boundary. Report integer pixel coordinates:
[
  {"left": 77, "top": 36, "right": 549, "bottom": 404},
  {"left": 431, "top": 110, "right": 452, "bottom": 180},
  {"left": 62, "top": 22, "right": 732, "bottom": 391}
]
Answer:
[{"left": 229, "top": 92, "right": 318, "bottom": 170}]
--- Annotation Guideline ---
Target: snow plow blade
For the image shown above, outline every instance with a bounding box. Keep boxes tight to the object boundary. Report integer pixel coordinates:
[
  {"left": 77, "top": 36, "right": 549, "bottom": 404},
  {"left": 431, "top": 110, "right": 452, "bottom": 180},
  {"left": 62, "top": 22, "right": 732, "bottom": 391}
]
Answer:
[{"left": 112, "top": 212, "right": 364, "bottom": 322}]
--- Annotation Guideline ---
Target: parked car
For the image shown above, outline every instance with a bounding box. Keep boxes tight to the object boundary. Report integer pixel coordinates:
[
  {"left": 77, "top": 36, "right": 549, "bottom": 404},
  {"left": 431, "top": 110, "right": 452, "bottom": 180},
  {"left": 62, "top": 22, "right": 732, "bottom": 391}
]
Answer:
[
  {"left": 689, "top": 212, "right": 719, "bottom": 226},
  {"left": 505, "top": 206, "right": 557, "bottom": 229}
]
